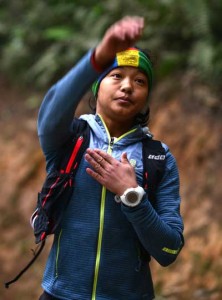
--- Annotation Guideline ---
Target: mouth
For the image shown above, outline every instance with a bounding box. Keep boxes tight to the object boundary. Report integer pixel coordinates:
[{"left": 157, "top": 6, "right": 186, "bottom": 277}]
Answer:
[{"left": 114, "top": 96, "right": 132, "bottom": 104}]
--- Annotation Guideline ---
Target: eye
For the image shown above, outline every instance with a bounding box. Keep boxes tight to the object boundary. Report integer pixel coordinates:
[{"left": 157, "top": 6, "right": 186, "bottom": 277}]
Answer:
[
  {"left": 110, "top": 72, "right": 122, "bottom": 79},
  {"left": 135, "top": 77, "right": 147, "bottom": 86}
]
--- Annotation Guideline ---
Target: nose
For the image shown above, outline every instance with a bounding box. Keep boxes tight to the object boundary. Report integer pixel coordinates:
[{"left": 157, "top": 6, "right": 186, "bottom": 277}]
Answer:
[{"left": 120, "top": 77, "right": 133, "bottom": 94}]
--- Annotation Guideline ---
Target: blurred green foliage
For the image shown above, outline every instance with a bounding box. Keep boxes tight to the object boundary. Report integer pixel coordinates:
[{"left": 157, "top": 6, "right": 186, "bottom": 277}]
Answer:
[{"left": 0, "top": 0, "right": 221, "bottom": 92}]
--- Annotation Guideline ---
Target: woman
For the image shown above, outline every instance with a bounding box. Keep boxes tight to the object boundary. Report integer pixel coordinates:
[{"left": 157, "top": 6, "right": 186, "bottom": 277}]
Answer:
[{"left": 38, "top": 16, "right": 184, "bottom": 300}]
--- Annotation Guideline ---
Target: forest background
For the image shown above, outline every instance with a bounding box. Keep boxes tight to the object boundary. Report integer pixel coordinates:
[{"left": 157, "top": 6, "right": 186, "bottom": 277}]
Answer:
[{"left": 0, "top": 1, "right": 222, "bottom": 299}]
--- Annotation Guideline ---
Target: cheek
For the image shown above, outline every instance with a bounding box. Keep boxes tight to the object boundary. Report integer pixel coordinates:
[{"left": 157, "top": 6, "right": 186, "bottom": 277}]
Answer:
[{"left": 97, "top": 80, "right": 112, "bottom": 100}]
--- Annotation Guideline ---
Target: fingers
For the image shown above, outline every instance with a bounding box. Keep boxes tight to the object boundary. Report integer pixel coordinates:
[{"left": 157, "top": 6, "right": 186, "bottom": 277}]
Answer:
[
  {"left": 85, "top": 149, "right": 130, "bottom": 169},
  {"left": 121, "top": 152, "right": 130, "bottom": 164},
  {"left": 108, "top": 16, "right": 144, "bottom": 43},
  {"left": 85, "top": 148, "right": 138, "bottom": 195},
  {"left": 85, "top": 148, "right": 113, "bottom": 166},
  {"left": 86, "top": 166, "right": 103, "bottom": 182},
  {"left": 85, "top": 148, "right": 120, "bottom": 179},
  {"left": 85, "top": 149, "right": 106, "bottom": 175},
  {"left": 94, "top": 16, "right": 144, "bottom": 67},
  {"left": 115, "top": 16, "right": 144, "bottom": 40},
  {"left": 85, "top": 149, "right": 110, "bottom": 186}
]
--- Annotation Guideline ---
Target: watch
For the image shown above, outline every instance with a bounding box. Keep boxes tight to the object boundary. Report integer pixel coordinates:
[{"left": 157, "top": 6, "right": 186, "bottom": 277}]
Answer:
[{"left": 120, "top": 186, "right": 145, "bottom": 207}]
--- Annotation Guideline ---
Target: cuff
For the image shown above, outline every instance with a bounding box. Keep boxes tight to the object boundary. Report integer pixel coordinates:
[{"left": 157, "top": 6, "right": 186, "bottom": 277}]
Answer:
[{"left": 90, "top": 49, "right": 105, "bottom": 73}]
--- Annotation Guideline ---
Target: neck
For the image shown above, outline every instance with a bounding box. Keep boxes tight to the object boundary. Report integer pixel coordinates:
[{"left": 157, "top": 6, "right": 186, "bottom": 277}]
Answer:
[{"left": 98, "top": 114, "right": 134, "bottom": 137}]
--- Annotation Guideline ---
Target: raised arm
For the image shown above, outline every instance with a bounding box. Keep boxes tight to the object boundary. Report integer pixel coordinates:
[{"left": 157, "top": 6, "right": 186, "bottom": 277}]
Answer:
[
  {"left": 37, "top": 50, "right": 99, "bottom": 154},
  {"left": 38, "top": 16, "right": 145, "bottom": 159}
]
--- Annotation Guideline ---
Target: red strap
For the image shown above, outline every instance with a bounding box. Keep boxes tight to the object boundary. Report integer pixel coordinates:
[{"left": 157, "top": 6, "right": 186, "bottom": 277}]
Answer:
[
  {"left": 65, "top": 136, "right": 84, "bottom": 173},
  {"left": 42, "top": 176, "right": 60, "bottom": 207}
]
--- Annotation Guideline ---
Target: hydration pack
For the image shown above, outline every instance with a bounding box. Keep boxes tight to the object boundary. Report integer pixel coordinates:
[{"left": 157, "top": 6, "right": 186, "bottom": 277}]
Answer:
[{"left": 5, "top": 118, "right": 166, "bottom": 288}]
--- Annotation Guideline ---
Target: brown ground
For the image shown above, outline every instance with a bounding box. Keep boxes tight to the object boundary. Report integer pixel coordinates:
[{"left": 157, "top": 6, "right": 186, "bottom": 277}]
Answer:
[{"left": 0, "top": 74, "right": 221, "bottom": 300}]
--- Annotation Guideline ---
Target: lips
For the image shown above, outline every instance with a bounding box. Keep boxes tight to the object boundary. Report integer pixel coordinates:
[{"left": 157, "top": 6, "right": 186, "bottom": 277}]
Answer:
[{"left": 114, "top": 96, "right": 132, "bottom": 104}]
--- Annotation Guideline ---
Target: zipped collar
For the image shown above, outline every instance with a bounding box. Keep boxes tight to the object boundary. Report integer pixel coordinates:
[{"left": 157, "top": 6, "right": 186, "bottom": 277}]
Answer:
[
  {"left": 80, "top": 113, "right": 148, "bottom": 146},
  {"left": 96, "top": 114, "right": 138, "bottom": 145}
]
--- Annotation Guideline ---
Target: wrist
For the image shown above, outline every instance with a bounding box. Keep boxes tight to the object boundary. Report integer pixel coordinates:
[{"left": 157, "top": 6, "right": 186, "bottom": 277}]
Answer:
[
  {"left": 93, "top": 44, "right": 115, "bottom": 70},
  {"left": 90, "top": 49, "right": 105, "bottom": 72}
]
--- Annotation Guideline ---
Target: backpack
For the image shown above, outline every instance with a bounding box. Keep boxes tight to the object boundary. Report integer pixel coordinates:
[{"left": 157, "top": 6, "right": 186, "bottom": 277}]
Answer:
[{"left": 5, "top": 118, "right": 166, "bottom": 288}]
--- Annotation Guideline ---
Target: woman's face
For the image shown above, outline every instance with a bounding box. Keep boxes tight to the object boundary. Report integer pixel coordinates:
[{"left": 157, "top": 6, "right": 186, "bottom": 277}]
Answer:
[{"left": 96, "top": 66, "right": 149, "bottom": 126}]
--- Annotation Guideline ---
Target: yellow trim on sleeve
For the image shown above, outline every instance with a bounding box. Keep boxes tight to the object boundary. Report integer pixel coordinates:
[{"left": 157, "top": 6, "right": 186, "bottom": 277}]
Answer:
[
  {"left": 55, "top": 229, "right": 63, "bottom": 277},
  {"left": 162, "top": 247, "right": 180, "bottom": 255}
]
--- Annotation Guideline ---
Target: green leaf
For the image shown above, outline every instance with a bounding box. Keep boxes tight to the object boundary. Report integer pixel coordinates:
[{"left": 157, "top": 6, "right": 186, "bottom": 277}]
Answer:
[{"left": 43, "top": 27, "right": 73, "bottom": 41}]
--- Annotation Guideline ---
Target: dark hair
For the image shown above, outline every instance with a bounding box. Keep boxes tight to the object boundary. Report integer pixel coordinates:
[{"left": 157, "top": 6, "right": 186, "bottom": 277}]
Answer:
[
  {"left": 134, "top": 108, "right": 150, "bottom": 127},
  {"left": 133, "top": 48, "right": 153, "bottom": 126}
]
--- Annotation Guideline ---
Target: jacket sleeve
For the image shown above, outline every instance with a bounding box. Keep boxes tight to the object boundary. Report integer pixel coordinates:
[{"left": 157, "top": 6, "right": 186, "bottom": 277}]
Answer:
[
  {"left": 121, "top": 147, "right": 184, "bottom": 267},
  {"left": 37, "top": 49, "right": 100, "bottom": 170}
]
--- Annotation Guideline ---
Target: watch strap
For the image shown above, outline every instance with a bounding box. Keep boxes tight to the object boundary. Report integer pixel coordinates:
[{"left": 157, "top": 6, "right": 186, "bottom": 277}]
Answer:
[{"left": 119, "top": 186, "right": 145, "bottom": 207}]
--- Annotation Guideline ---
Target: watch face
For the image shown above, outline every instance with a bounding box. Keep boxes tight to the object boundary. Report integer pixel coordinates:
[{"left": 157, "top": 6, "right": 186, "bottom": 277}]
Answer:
[{"left": 126, "top": 191, "right": 138, "bottom": 204}]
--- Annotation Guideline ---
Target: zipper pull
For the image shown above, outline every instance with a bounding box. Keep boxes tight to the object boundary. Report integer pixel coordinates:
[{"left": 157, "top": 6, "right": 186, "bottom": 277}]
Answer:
[{"left": 110, "top": 137, "right": 114, "bottom": 150}]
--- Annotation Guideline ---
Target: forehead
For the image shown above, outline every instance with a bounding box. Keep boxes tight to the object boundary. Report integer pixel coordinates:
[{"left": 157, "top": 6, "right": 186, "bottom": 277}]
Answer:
[{"left": 107, "top": 66, "right": 147, "bottom": 77}]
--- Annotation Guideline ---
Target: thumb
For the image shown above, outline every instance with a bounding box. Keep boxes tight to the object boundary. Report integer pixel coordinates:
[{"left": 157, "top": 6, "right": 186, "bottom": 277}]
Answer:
[{"left": 121, "top": 152, "right": 129, "bottom": 164}]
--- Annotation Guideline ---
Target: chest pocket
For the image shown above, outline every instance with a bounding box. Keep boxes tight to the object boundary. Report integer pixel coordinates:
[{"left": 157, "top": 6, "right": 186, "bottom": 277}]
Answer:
[{"left": 123, "top": 142, "right": 144, "bottom": 186}]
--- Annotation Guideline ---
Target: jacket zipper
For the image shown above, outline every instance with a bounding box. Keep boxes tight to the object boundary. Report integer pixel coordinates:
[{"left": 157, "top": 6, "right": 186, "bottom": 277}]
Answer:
[
  {"left": 91, "top": 138, "right": 113, "bottom": 300},
  {"left": 109, "top": 137, "right": 114, "bottom": 150},
  {"left": 91, "top": 115, "right": 138, "bottom": 300}
]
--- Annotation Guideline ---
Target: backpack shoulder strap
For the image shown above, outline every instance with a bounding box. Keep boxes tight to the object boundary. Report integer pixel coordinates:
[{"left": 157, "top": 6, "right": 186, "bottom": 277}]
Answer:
[
  {"left": 136, "top": 138, "right": 166, "bottom": 262},
  {"left": 142, "top": 138, "right": 166, "bottom": 206},
  {"left": 4, "top": 119, "right": 91, "bottom": 289},
  {"left": 56, "top": 118, "right": 90, "bottom": 174}
]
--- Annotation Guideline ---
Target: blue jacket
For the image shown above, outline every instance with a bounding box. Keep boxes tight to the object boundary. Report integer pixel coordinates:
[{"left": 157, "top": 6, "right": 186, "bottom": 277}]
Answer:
[{"left": 38, "top": 50, "right": 184, "bottom": 300}]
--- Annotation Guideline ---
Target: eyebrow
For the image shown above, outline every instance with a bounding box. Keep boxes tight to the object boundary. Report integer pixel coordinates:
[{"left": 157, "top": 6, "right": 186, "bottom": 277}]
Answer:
[{"left": 110, "top": 67, "right": 146, "bottom": 74}]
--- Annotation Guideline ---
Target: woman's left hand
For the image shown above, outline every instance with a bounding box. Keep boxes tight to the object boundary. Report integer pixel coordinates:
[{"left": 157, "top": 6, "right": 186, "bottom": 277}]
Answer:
[{"left": 85, "top": 148, "right": 138, "bottom": 195}]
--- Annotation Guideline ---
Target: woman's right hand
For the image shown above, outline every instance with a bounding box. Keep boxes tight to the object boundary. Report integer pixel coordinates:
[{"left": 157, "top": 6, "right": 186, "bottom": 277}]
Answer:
[{"left": 94, "top": 16, "right": 144, "bottom": 69}]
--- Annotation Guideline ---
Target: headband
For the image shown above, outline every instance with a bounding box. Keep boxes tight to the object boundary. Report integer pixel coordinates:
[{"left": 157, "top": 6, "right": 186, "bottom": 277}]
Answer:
[{"left": 92, "top": 47, "right": 153, "bottom": 97}]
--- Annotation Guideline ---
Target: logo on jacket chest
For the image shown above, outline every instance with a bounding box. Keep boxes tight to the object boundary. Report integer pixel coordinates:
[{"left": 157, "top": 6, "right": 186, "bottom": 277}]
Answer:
[
  {"left": 148, "top": 154, "right": 165, "bottom": 160},
  {"left": 129, "top": 159, "right": 137, "bottom": 168}
]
